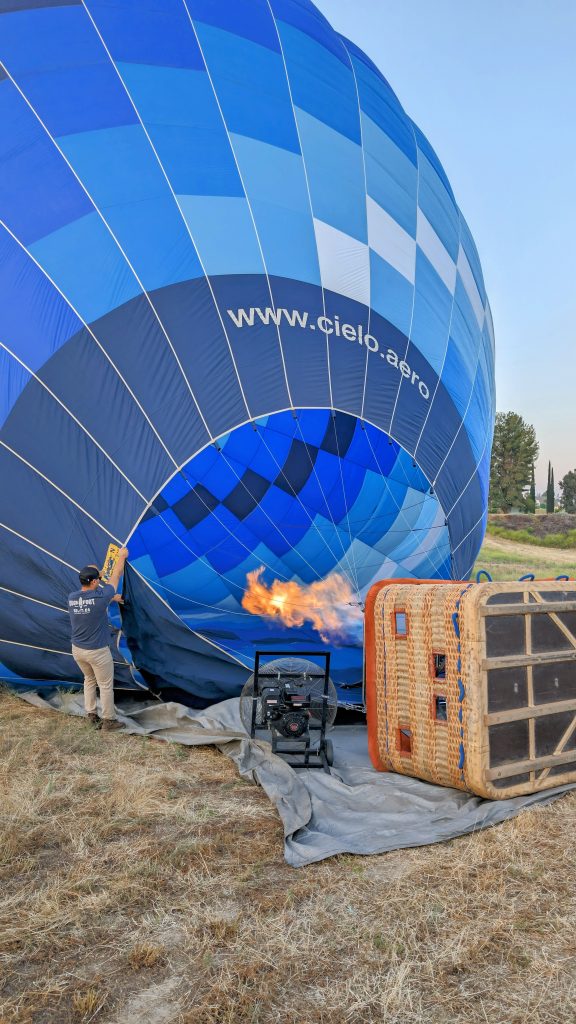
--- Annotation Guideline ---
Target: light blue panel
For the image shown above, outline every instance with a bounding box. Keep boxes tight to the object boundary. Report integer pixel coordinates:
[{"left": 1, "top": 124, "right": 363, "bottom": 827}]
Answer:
[
  {"left": 230, "top": 133, "right": 320, "bottom": 284},
  {"left": 131, "top": 554, "right": 160, "bottom": 583},
  {"left": 117, "top": 63, "right": 244, "bottom": 198},
  {"left": 292, "top": 532, "right": 339, "bottom": 580},
  {"left": 231, "top": 133, "right": 308, "bottom": 212},
  {"left": 441, "top": 341, "right": 473, "bottom": 419},
  {"left": 249, "top": 201, "right": 320, "bottom": 284},
  {"left": 451, "top": 277, "right": 479, "bottom": 380},
  {"left": 411, "top": 250, "right": 453, "bottom": 378},
  {"left": 29, "top": 212, "right": 141, "bottom": 323},
  {"left": 177, "top": 195, "right": 263, "bottom": 276},
  {"left": 164, "top": 562, "right": 230, "bottom": 605},
  {"left": 101, "top": 195, "right": 204, "bottom": 291},
  {"left": 369, "top": 251, "right": 413, "bottom": 336},
  {"left": 362, "top": 114, "right": 417, "bottom": 236},
  {"left": 344, "top": 537, "right": 379, "bottom": 586},
  {"left": 295, "top": 108, "right": 367, "bottom": 242},
  {"left": 416, "top": 152, "right": 460, "bottom": 262}
]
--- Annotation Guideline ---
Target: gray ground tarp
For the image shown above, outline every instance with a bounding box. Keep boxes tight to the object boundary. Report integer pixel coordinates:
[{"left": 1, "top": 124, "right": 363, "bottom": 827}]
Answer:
[{"left": 19, "top": 691, "right": 575, "bottom": 868}]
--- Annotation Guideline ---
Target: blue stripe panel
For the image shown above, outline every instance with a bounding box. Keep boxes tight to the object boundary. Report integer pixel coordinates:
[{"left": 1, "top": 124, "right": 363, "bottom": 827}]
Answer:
[
  {"left": 177, "top": 196, "right": 263, "bottom": 276},
  {"left": 440, "top": 339, "right": 473, "bottom": 419},
  {"left": 1, "top": 379, "right": 145, "bottom": 536},
  {"left": 38, "top": 327, "right": 176, "bottom": 500},
  {"left": 11, "top": 64, "right": 136, "bottom": 139},
  {"left": 412, "top": 123, "right": 454, "bottom": 202},
  {"left": 58, "top": 125, "right": 203, "bottom": 291},
  {"left": 347, "top": 48, "right": 417, "bottom": 165},
  {"left": 0, "top": 83, "right": 93, "bottom": 244},
  {"left": 295, "top": 108, "right": 367, "bottom": 242},
  {"left": 410, "top": 250, "right": 453, "bottom": 378},
  {"left": 369, "top": 251, "right": 413, "bottom": 337},
  {"left": 450, "top": 276, "right": 480, "bottom": 380},
  {"left": 209, "top": 275, "right": 291, "bottom": 417},
  {"left": 189, "top": 0, "right": 281, "bottom": 53},
  {"left": 0, "top": 226, "right": 81, "bottom": 372},
  {"left": 362, "top": 113, "right": 417, "bottom": 236},
  {"left": 0, "top": 445, "right": 112, "bottom": 567},
  {"left": 0, "top": 5, "right": 104, "bottom": 75},
  {"left": 271, "top": 0, "right": 348, "bottom": 64},
  {"left": 193, "top": 22, "right": 300, "bottom": 153},
  {"left": 86, "top": 0, "right": 205, "bottom": 69},
  {"left": 0, "top": 5, "right": 137, "bottom": 136},
  {"left": 117, "top": 64, "right": 244, "bottom": 198},
  {"left": 463, "top": 373, "right": 487, "bottom": 464},
  {"left": 29, "top": 212, "right": 142, "bottom": 323},
  {"left": 417, "top": 149, "right": 460, "bottom": 262},
  {"left": 459, "top": 213, "right": 486, "bottom": 305},
  {"left": 0, "top": 348, "right": 30, "bottom": 428},
  {"left": 231, "top": 134, "right": 321, "bottom": 286},
  {"left": 276, "top": 21, "right": 360, "bottom": 144}
]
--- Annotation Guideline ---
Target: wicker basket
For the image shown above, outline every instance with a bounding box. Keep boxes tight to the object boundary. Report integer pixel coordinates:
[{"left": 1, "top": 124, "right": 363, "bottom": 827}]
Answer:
[{"left": 365, "top": 579, "right": 576, "bottom": 799}]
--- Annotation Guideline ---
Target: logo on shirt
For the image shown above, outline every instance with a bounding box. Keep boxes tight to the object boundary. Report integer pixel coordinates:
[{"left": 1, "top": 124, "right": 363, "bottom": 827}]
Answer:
[{"left": 70, "top": 594, "right": 96, "bottom": 615}]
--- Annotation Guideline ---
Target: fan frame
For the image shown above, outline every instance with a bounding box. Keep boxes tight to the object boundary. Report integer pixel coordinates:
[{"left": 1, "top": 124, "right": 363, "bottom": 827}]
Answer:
[{"left": 247, "top": 651, "right": 335, "bottom": 771}]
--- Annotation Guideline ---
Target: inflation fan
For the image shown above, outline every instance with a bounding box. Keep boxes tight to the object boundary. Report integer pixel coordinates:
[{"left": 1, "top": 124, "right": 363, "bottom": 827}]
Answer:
[{"left": 239, "top": 652, "right": 338, "bottom": 771}]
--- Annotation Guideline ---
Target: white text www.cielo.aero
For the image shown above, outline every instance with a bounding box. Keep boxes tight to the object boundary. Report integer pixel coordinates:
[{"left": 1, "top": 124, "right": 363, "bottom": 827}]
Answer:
[{"left": 226, "top": 305, "right": 430, "bottom": 400}]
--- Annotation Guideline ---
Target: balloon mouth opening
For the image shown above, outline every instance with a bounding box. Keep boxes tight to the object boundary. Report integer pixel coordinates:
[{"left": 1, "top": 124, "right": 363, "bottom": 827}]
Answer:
[{"left": 127, "top": 408, "right": 449, "bottom": 677}]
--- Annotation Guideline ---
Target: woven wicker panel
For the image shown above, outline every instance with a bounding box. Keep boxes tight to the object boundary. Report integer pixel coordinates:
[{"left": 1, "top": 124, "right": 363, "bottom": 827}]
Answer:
[{"left": 366, "top": 579, "right": 576, "bottom": 799}]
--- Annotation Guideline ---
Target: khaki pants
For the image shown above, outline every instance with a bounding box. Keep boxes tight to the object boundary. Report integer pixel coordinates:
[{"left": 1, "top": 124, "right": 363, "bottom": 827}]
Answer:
[{"left": 72, "top": 644, "right": 116, "bottom": 721}]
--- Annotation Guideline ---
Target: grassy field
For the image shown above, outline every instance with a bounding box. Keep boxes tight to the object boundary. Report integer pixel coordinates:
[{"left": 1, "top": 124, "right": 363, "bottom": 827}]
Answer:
[
  {"left": 1, "top": 696, "right": 576, "bottom": 1023},
  {"left": 474, "top": 538, "right": 576, "bottom": 582},
  {"left": 1, "top": 539, "right": 575, "bottom": 1023}
]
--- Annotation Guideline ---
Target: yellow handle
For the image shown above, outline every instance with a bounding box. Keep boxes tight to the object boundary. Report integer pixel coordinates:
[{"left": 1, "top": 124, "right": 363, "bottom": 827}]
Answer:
[{"left": 101, "top": 543, "right": 120, "bottom": 582}]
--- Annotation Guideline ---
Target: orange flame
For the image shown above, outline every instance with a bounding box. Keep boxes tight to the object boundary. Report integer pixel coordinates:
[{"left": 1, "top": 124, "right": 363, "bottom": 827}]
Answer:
[{"left": 242, "top": 567, "right": 362, "bottom": 642}]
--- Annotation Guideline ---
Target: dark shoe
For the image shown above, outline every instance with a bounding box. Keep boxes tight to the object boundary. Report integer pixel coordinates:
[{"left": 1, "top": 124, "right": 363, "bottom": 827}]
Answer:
[
  {"left": 101, "top": 719, "right": 123, "bottom": 732},
  {"left": 87, "top": 712, "right": 102, "bottom": 727}
]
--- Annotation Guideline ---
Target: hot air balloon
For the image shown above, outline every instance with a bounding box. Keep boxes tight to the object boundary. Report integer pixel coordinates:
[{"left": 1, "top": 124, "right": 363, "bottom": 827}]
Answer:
[{"left": 0, "top": 0, "right": 495, "bottom": 704}]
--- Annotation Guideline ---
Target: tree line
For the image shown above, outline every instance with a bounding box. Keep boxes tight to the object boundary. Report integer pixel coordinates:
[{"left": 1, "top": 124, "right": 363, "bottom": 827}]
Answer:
[{"left": 489, "top": 412, "right": 576, "bottom": 514}]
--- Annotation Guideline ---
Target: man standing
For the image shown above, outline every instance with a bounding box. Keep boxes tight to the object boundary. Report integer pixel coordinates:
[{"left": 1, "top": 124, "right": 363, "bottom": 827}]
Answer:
[{"left": 68, "top": 547, "right": 129, "bottom": 731}]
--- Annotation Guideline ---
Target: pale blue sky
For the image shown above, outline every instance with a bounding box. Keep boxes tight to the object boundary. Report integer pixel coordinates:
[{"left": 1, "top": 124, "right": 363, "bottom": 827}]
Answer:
[{"left": 317, "top": 0, "right": 576, "bottom": 489}]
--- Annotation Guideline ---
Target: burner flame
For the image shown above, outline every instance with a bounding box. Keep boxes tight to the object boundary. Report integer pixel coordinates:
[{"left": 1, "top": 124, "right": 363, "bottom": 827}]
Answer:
[{"left": 242, "top": 567, "right": 363, "bottom": 642}]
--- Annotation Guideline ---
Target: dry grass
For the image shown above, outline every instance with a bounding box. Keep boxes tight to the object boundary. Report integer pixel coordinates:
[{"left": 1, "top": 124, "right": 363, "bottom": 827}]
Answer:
[
  {"left": 1, "top": 687, "right": 575, "bottom": 1024},
  {"left": 475, "top": 536, "right": 576, "bottom": 581}
]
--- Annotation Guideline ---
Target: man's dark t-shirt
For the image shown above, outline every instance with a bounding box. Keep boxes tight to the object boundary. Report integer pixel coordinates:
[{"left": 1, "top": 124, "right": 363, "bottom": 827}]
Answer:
[{"left": 68, "top": 583, "right": 115, "bottom": 650}]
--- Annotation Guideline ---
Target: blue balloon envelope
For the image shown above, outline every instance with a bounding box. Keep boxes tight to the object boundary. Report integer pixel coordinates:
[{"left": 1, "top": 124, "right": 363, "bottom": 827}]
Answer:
[{"left": 0, "top": 0, "right": 495, "bottom": 703}]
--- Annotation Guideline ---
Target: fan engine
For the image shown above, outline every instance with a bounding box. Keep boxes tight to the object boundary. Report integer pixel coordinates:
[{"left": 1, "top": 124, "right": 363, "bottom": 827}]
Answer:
[{"left": 240, "top": 652, "right": 337, "bottom": 771}]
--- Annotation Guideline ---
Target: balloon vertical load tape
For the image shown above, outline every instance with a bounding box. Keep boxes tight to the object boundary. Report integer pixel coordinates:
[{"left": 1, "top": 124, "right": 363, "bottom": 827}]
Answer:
[
  {"left": 101, "top": 544, "right": 120, "bottom": 583},
  {"left": 364, "top": 579, "right": 576, "bottom": 799}
]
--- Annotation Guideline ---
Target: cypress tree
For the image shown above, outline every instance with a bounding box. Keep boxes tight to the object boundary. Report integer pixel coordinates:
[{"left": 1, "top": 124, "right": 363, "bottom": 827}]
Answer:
[
  {"left": 527, "top": 462, "right": 536, "bottom": 513},
  {"left": 546, "top": 462, "right": 555, "bottom": 513}
]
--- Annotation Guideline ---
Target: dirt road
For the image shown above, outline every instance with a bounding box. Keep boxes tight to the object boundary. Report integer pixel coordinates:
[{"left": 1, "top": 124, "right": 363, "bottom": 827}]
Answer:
[{"left": 484, "top": 534, "right": 576, "bottom": 567}]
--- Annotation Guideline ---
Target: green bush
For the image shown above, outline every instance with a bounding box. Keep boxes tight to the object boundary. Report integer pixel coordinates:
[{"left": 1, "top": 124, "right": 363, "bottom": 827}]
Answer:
[{"left": 486, "top": 524, "right": 576, "bottom": 549}]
